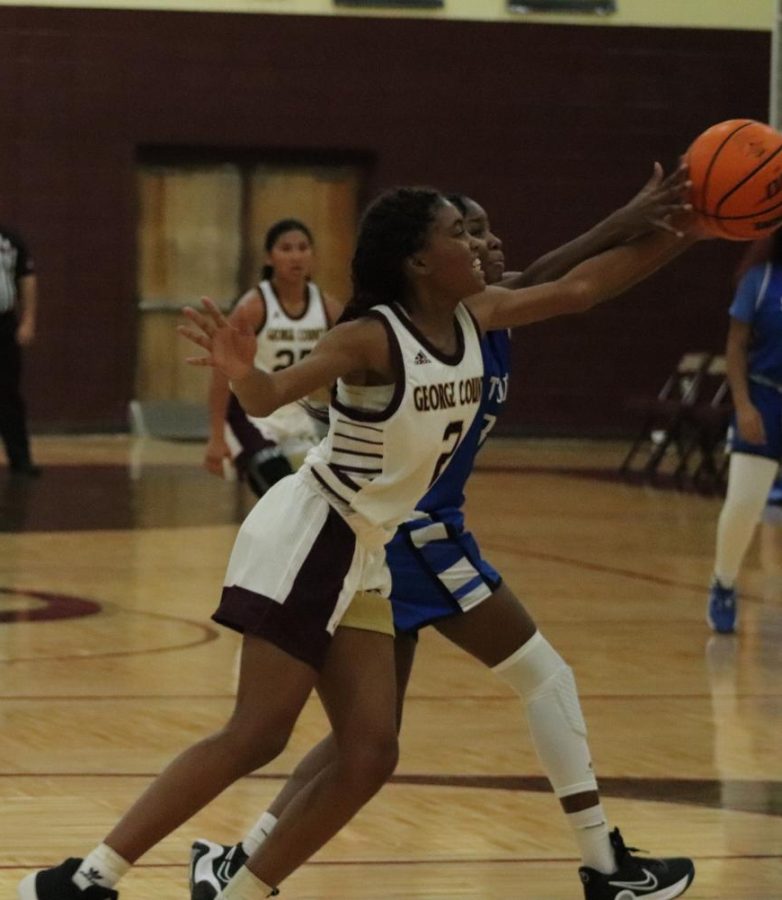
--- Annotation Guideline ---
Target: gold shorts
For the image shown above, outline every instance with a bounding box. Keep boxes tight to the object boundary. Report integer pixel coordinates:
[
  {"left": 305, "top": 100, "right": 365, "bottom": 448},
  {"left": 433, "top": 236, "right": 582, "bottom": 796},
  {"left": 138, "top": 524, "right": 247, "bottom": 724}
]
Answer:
[{"left": 338, "top": 590, "right": 394, "bottom": 636}]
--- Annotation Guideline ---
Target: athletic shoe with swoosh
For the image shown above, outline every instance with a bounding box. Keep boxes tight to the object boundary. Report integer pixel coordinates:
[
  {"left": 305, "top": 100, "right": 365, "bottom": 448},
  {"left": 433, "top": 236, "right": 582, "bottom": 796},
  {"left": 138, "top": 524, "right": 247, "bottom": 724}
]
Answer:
[{"left": 579, "top": 828, "right": 695, "bottom": 899}]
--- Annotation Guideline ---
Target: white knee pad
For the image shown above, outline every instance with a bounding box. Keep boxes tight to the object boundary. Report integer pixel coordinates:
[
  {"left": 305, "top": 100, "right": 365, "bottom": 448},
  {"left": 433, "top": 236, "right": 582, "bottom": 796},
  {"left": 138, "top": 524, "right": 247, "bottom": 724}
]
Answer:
[{"left": 493, "top": 631, "right": 597, "bottom": 799}]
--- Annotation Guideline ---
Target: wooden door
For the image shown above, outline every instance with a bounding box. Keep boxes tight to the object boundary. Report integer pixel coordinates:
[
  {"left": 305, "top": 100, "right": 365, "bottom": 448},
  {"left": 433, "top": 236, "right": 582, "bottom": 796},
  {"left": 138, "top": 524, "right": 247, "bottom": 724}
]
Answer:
[{"left": 135, "top": 162, "right": 361, "bottom": 411}]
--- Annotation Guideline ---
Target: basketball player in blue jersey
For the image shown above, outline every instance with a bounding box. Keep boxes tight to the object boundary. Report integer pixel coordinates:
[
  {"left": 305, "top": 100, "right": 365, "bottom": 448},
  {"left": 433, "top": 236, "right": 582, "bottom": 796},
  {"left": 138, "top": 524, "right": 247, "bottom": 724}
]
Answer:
[
  {"left": 708, "top": 229, "right": 782, "bottom": 633},
  {"left": 21, "top": 184, "right": 700, "bottom": 900},
  {"left": 189, "top": 172, "right": 698, "bottom": 900}
]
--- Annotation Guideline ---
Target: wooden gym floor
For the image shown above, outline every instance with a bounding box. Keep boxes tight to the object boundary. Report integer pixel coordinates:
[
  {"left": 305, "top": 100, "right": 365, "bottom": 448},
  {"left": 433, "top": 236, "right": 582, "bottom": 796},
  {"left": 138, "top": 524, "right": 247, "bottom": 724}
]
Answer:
[{"left": 0, "top": 436, "right": 780, "bottom": 899}]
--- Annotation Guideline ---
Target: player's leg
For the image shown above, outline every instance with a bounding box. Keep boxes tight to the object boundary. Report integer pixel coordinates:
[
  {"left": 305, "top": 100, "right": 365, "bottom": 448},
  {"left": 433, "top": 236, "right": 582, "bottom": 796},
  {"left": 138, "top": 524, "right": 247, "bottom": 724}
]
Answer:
[
  {"left": 190, "top": 626, "right": 418, "bottom": 899},
  {"left": 433, "top": 583, "right": 613, "bottom": 854},
  {"left": 20, "top": 477, "right": 353, "bottom": 900},
  {"left": 390, "top": 521, "right": 610, "bottom": 857},
  {"left": 224, "top": 395, "right": 293, "bottom": 497},
  {"left": 232, "top": 625, "right": 399, "bottom": 892},
  {"left": 434, "top": 565, "right": 693, "bottom": 896},
  {"left": 708, "top": 383, "right": 782, "bottom": 632},
  {"left": 18, "top": 635, "right": 317, "bottom": 900},
  {"left": 251, "top": 625, "right": 414, "bottom": 835}
]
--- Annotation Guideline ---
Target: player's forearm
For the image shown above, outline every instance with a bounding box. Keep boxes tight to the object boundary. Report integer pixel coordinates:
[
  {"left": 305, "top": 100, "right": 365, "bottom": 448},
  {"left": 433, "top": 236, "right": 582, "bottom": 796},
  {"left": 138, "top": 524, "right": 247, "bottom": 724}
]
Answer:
[
  {"left": 563, "top": 229, "right": 695, "bottom": 310},
  {"left": 207, "top": 370, "right": 233, "bottom": 435},
  {"left": 509, "top": 216, "right": 632, "bottom": 289},
  {"left": 229, "top": 368, "right": 282, "bottom": 418}
]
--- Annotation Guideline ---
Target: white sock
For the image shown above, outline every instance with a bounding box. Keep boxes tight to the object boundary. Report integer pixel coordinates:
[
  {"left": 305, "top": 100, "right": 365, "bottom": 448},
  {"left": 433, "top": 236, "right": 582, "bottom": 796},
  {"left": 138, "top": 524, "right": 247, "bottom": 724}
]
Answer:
[
  {"left": 242, "top": 811, "right": 278, "bottom": 855},
  {"left": 218, "top": 865, "right": 276, "bottom": 899},
  {"left": 714, "top": 453, "right": 778, "bottom": 585},
  {"left": 72, "top": 843, "right": 131, "bottom": 891},
  {"left": 567, "top": 805, "right": 615, "bottom": 874}
]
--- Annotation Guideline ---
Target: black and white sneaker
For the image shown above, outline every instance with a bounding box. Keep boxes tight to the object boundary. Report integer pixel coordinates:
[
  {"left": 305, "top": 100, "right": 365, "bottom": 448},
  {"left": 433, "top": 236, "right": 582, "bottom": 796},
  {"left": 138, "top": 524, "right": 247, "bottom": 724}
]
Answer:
[
  {"left": 189, "top": 840, "right": 248, "bottom": 900},
  {"left": 18, "top": 858, "right": 119, "bottom": 899},
  {"left": 579, "top": 829, "right": 695, "bottom": 899}
]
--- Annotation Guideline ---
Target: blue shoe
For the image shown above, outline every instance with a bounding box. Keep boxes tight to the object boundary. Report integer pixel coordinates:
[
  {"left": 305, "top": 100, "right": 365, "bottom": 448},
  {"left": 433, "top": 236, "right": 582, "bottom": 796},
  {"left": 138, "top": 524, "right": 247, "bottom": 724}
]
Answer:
[{"left": 707, "top": 578, "right": 737, "bottom": 633}]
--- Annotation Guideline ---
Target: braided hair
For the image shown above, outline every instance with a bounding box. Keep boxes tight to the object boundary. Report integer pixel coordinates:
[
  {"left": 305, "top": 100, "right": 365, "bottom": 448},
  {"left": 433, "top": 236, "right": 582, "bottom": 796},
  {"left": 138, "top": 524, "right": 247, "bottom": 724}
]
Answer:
[{"left": 339, "top": 187, "right": 446, "bottom": 323}]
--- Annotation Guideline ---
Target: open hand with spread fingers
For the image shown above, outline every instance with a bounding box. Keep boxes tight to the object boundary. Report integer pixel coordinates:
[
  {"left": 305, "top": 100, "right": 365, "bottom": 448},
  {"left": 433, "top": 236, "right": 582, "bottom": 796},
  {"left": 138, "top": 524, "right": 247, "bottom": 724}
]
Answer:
[
  {"left": 608, "top": 161, "right": 694, "bottom": 238},
  {"left": 178, "top": 297, "right": 258, "bottom": 383}
]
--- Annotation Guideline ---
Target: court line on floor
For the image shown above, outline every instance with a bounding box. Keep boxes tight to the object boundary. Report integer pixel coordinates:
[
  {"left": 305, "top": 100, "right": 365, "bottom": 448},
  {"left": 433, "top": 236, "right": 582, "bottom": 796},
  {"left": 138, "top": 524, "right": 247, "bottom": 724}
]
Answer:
[
  {"left": 0, "top": 691, "right": 778, "bottom": 700},
  {"left": 1, "top": 773, "right": 779, "bottom": 817},
  {"left": 0, "top": 605, "right": 220, "bottom": 664},
  {"left": 1, "top": 851, "right": 780, "bottom": 872},
  {"left": 485, "top": 540, "right": 772, "bottom": 605}
]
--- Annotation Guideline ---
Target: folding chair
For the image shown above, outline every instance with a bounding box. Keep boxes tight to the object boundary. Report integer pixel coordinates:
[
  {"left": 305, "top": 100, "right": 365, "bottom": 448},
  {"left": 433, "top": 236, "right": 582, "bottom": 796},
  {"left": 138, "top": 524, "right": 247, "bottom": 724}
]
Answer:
[
  {"left": 619, "top": 351, "right": 712, "bottom": 480},
  {"left": 674, "top": 355, "right": 732, "bottom": 492}
]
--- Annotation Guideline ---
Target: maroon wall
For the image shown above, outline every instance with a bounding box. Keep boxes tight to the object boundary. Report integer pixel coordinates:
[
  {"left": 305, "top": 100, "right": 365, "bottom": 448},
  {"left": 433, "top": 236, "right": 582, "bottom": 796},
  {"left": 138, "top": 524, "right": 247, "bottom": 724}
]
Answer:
[{"left": 0, "top": 6, "right": 767, "bottom": 433}]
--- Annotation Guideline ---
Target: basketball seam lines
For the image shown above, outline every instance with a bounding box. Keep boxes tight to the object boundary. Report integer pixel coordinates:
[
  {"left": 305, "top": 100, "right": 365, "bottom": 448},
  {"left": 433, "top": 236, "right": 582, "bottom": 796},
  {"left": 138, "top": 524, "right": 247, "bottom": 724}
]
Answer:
[
  {"left": 700, "top": 120, "right": 754, "bottom": 213},
  {"left": 714, "top": 143, "right": 782, "bottom": 218}
]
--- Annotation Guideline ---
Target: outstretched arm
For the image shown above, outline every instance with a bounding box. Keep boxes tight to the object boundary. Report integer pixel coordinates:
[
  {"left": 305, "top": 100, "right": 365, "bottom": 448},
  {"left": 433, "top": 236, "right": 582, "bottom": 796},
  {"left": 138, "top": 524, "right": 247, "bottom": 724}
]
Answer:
[
  {"left": 502, "top": 163, "right": 691, "bottom": 290},
  {"left": 467, "top": 226, "right": 698, "bottom": 332},
  {"left": 179, "top": 299, "right": 391, "bottom": 418}
]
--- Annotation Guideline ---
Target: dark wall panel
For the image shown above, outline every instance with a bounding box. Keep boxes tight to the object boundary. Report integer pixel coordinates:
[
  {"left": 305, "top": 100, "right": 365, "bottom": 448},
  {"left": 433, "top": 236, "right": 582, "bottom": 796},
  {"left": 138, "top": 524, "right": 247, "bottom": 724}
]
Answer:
[{"left": 0, "top": 6, "right": 767, "bottom": 432}]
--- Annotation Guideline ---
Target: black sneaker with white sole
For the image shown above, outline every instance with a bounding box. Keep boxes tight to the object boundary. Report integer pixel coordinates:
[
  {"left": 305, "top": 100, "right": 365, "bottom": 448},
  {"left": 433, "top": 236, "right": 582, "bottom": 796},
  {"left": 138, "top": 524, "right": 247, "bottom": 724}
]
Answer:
[
  {"left": 18, "top": 858, "right": 119, "bottom": 900},
  {"left": 579, "top": 829, "right": 695, "bottom": 900},
  {"left": 189, "top": 840, "right": 248, "bottom": 900}
]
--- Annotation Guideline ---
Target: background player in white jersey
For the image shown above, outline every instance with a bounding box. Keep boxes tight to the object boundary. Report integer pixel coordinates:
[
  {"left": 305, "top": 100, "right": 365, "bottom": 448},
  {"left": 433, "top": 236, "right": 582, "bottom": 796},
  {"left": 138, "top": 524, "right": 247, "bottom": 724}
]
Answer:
[
  {"left": 20, "top": 185, "right": 700, "bottom": 900},
  {"left": 204, "top": 218, "right": 341, "bottom": 495},
  {"left": 190, "top": 171, "right": 698, "bottom": 900}
]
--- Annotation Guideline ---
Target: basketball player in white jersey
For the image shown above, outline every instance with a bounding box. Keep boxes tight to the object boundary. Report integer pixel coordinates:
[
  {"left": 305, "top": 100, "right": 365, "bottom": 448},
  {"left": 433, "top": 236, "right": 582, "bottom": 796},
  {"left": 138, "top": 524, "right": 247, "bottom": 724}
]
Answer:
[
  {"left": 20, "top": 186, "right": 700, "bottom": 900},
  {"left": 190, "top": 172, "right": 699, "bottom": 900},
  {"left": 204, "top": 218, "right": 341, "bottom": 495}
]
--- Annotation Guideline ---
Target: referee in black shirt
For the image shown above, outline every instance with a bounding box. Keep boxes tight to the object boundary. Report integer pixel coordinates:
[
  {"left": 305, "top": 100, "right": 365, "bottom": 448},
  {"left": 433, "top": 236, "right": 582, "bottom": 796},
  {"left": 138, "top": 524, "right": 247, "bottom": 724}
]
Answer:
[{"left": 0, "top": 225, "right": 40, "bottom": 476}]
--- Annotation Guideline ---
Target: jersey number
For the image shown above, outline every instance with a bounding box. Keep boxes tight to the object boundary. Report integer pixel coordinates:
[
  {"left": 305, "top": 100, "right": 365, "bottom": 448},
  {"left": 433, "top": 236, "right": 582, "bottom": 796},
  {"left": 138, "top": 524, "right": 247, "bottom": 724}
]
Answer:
[
  {"left": 478, "top": 413, "right": 497, "bottom": 447},
  {"left": 272, "top": 348, "right": 311, "bottom": 371},
  {"left": 430, "top": 420, "right": 464, "bottom": 486}
]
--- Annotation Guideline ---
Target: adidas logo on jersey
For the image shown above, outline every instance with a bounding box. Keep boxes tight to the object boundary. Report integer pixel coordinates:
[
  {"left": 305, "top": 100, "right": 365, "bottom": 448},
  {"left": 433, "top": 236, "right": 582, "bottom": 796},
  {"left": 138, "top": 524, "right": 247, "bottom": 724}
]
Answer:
[{"left": 414, "top": 350, "right": 431, "bottom": 365}]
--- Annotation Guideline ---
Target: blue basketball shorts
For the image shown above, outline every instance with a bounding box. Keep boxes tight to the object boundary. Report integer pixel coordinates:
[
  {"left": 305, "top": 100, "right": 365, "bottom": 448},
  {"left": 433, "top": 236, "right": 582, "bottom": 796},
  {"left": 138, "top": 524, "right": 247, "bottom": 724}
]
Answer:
[
  {"left": 728, "top": 380, "right": 782, "bottom": 460},
  {"left": 386, "top": 512, "right": 502, "bottom": 636}
]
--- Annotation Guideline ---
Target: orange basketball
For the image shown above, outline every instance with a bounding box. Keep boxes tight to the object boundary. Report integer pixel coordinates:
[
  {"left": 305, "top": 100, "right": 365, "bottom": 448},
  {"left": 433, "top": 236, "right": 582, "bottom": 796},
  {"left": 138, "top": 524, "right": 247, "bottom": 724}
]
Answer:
[{"left": 685, "top": 119, "right": 782, "bottom": 240}]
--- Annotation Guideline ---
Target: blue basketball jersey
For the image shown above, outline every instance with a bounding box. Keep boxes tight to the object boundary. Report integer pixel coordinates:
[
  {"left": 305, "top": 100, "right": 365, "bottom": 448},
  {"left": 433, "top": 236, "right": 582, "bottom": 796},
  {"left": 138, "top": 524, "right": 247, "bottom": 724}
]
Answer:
[
  {"left": 386, "top": 328, "right": 512, "bottom": 634},
  {"left": 730, "top": 263, "right": 782, "bottom": 384},
  {"left": 414, "top": 328, "right": 511, "bottom": 525}
]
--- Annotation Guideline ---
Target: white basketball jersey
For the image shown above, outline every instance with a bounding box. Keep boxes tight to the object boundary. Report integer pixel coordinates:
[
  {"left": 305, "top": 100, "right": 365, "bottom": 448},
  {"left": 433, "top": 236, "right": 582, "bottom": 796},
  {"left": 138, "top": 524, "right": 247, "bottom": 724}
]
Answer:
[
  {"left": 304, "top": 302, "right": 484, "bottom": 549},
  {"left": 249, "top": 279, "right": 330, "bottom": 441}
]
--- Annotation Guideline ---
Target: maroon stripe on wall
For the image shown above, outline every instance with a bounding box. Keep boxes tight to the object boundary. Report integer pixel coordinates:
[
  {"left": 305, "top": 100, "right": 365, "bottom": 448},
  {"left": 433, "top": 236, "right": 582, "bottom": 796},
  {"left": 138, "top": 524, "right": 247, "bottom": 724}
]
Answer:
[{"left": 0, "top": 6, "right": 767, "bottom": 434}]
